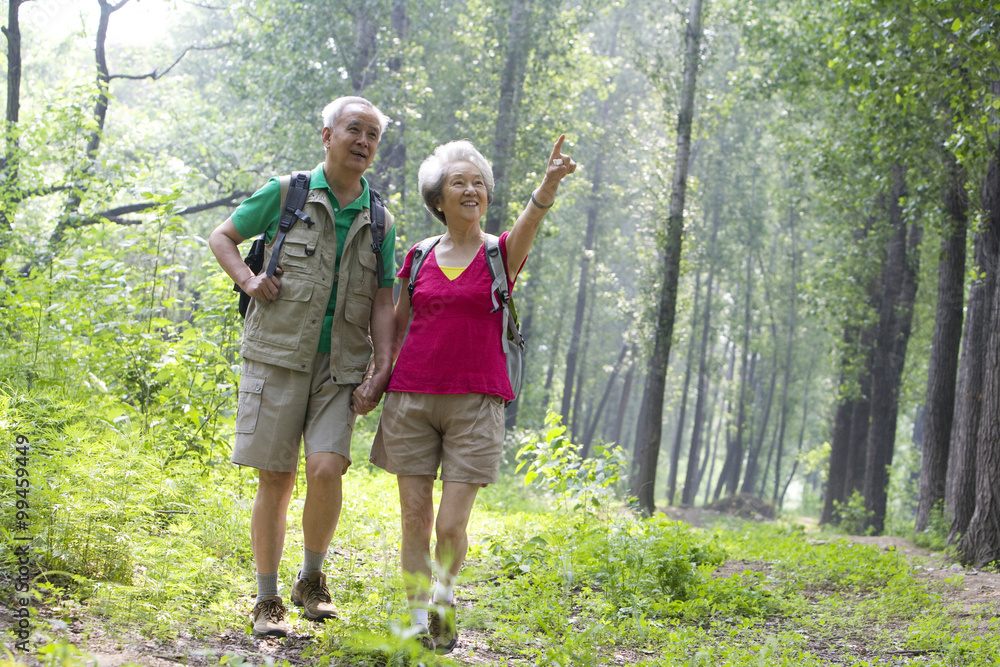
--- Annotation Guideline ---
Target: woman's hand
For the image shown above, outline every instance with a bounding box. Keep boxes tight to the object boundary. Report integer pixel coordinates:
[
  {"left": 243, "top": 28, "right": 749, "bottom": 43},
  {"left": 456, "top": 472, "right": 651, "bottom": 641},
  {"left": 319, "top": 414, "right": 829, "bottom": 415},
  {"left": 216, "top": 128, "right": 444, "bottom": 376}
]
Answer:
[{"left": 540, "top": 134, "right": 577, "bottom": 192}]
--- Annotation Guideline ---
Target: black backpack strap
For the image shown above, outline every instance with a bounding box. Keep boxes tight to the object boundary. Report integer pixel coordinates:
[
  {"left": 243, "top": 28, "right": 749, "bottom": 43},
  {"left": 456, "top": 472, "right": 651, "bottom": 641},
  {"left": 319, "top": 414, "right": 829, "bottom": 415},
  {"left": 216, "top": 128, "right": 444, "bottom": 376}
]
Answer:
[
  {"left": 407, "top": 235, "right": 443, "bottom": 300},
  {"left": 265, "top": 170, "right": 312, "bottom": 277},
  {"left": 369, "top": 188, "right": 387, "bottom": 285}
]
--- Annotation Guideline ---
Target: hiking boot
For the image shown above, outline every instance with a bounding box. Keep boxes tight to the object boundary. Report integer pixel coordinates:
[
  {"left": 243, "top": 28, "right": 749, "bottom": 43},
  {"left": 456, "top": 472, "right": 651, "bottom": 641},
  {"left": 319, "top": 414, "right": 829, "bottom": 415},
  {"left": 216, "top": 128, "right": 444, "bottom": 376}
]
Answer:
[
  {"left": 428, "top": 602, "right": 458, "bottom": 654},
  {"left": 251, "top": 595, "right": 290, "bottom": 637},
  {"left": 291, "top": 571, "right": 338, "bottom": 620}
]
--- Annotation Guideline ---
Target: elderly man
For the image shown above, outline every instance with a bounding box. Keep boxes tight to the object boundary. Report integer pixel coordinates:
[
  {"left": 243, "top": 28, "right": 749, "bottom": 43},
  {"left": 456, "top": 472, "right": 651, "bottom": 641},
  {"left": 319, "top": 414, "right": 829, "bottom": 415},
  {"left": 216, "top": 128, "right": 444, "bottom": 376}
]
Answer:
[{"left": 209, "top": 96, "right": 396, "bottom": 637}]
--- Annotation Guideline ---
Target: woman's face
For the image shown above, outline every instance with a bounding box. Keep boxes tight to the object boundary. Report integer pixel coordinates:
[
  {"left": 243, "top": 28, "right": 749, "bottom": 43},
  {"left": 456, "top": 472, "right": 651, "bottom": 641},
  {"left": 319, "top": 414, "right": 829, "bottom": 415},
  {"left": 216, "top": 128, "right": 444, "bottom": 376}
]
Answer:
[{"left": 436, "top": 160, "right": 488, "bottom": 225}]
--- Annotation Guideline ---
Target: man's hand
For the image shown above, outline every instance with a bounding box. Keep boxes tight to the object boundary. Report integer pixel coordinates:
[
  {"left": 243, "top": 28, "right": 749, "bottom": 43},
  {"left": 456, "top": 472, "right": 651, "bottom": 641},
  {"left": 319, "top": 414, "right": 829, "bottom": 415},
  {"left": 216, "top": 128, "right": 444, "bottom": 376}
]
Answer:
[
  {"left": 243, "top": 266, "right": 283, "bottom": 301},
  {"left": 351, "top": 369, "right": 390, "bottom": 415}
]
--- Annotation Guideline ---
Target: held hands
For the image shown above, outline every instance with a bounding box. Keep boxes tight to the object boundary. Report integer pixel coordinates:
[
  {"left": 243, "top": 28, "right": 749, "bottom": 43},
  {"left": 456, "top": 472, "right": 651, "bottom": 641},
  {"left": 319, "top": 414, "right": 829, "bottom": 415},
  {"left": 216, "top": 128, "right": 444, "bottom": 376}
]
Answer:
[
  {"left": 351, "top": 370, "right": 390, "bottom": 415},
  {"left": 242, "top": 266, "right": 283, "bottom": 301}
]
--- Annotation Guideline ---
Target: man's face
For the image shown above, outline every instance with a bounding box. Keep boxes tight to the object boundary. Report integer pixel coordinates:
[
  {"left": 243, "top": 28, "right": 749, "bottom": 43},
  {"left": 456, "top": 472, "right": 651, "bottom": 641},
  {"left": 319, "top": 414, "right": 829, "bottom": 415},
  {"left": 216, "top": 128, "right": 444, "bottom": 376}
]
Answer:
[{"left": 322, "top": 103, "right": 382, "bottom": 176}]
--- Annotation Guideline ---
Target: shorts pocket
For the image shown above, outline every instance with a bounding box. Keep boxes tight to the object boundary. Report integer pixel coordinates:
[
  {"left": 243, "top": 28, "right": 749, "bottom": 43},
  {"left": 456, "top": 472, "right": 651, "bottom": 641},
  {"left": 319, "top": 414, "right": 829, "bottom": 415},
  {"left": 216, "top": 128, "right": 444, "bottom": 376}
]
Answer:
[{"left": 235, "top": 374, "right": 266, "bottom": 434}]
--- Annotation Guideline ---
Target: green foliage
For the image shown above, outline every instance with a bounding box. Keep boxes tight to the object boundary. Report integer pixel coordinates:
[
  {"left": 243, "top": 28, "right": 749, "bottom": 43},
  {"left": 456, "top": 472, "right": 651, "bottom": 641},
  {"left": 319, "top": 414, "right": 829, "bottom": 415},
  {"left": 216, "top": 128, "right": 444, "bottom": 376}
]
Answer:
[
  {"left": 832, "top": 490, "right": 875, "bottom": 536},
  {"left": 515, "top": 411, "right": 627, "bottom": 514},
  {"left": 914, "top": 501, "right": 951, "bottom": 551}
]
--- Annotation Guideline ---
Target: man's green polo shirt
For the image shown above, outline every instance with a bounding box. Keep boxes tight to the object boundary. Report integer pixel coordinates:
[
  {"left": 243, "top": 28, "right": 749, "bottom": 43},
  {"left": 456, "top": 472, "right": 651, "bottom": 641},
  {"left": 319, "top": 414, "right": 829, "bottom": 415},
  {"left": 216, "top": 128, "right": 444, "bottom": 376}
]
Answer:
[{"left": 231, "top": 164, "right": 396, "bottom": 354}]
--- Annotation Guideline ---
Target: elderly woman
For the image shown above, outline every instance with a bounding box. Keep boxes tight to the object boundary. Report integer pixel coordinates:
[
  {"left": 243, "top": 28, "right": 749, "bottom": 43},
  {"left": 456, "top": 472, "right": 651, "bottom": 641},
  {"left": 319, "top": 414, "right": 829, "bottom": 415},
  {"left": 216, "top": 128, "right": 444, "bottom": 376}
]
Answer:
[{"left": 370, "top": 136, "right": 576, "bottom": 653}]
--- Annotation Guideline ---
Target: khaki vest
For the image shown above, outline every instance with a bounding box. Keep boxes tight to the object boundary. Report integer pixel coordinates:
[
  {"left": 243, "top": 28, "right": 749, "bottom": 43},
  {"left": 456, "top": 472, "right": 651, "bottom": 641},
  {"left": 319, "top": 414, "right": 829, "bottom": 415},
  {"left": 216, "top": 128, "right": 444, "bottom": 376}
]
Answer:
[{"left": 240, "top": 181, "right": 392, "bottom": 384}]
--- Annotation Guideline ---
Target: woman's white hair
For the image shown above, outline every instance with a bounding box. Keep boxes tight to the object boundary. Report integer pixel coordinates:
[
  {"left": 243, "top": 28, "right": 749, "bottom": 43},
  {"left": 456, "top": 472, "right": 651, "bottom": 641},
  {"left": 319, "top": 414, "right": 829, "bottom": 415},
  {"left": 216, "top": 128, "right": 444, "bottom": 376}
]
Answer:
[
  {"left": 322, "top": 96, "right": 389, "bottom": 134},
  {"left": 418, "top": 140, "right": 494, "bottom": 224}
]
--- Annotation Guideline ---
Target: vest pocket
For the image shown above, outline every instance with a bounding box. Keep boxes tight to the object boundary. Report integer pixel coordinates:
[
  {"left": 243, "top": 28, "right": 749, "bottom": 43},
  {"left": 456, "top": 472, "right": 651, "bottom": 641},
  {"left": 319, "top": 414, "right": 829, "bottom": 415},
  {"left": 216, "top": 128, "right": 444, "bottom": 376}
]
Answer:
[
  {"left": 279, "top": 226, "right": 320, "bottom": 272},
  {"left": 244, "top": 279, "right": 315, "bottom": 351},
  {"left": 235, "top": 374, "right": 265, "bottom": 434},
  {"left": 345, "top": 246, "right": 378, "bottom": 324}
]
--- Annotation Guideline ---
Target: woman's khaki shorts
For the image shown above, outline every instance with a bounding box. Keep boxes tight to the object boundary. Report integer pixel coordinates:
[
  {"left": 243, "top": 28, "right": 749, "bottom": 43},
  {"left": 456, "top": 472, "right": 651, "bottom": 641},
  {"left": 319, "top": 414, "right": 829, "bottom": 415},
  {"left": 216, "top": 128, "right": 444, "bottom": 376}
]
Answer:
[
  {"left": 232, "top": 353, "right": 356, "bottom": 472},
  {"left": 370, "top": 391, "right": 505, "bottom": 485}
]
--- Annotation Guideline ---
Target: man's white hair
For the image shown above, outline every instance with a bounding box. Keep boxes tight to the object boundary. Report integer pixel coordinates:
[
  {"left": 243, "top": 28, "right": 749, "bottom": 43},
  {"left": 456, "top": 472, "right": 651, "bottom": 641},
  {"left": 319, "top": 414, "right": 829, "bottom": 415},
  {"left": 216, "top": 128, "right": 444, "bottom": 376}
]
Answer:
[{"left": 322, "top": 96, "right": 389, "bottom": 134}]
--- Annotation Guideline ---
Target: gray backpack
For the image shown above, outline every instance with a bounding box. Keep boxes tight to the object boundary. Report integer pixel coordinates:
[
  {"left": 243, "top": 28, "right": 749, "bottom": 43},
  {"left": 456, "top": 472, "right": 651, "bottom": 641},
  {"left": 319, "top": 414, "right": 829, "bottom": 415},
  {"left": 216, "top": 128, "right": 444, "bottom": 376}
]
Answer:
[{"left": 407, "top": 234, "right": 524, "bottom": 402}]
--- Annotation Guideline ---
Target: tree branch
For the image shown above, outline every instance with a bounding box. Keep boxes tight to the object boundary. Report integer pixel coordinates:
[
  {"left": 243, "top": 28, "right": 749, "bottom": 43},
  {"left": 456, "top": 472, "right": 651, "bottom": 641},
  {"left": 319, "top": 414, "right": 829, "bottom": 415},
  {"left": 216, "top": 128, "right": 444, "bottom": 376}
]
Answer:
[
  {"left": 109, "top": 43, "right": 234, "bottom": 81},
  {"left": 95, "top": 192, "right": 251, "bottom": 219},
  {"left": 63, "top": 192, "right": 250, "bottom": 230}
]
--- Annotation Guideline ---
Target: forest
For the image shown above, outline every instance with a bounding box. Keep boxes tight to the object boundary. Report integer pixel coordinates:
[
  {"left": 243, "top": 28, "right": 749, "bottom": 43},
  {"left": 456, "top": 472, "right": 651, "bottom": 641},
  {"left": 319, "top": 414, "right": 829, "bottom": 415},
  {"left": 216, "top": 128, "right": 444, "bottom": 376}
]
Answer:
[{"left": 1, "top": 0, "right": 999, "bottom": 665}]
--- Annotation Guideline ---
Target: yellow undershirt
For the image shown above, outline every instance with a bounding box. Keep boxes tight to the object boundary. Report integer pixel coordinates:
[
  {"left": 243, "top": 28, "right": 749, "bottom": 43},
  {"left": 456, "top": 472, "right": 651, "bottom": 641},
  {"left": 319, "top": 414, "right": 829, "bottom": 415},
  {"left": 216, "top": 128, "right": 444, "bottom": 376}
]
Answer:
[{"left": 439, "top": 266, "right": 465, "bottom": 280}]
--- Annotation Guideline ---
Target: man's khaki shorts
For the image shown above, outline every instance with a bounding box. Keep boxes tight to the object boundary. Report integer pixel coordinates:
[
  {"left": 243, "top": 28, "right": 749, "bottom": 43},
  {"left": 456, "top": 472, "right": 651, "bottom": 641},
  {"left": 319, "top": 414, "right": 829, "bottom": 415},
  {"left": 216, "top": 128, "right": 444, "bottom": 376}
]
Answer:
[
  {"left": 370, "top": 391, "right": 505, "bottom": 485},
  {"left": 232, "top": 353, "right": 356, "bottom": 472}
]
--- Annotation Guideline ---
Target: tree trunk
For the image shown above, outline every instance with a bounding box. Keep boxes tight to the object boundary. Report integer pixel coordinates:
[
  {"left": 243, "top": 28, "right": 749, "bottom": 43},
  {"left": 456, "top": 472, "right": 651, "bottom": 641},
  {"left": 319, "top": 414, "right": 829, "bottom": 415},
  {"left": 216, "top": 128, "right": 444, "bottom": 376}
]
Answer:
[
  {"left": 47, "top": 0, "right": 123, "bottom": 255},
  {"left": 570, "top": 291, "right": 596, "bottom": 440},
  {"left": 864, "top": 164, "right": 922, "bottom": 534},
  {"left": 844, "top": 340, "right": 874, "bottom": 499},
  {"left": 696, "top": 341, "right": 722, "bottom": 498},
  {"left": 725, "top": 253, "right": 754, "bottom": 496},
  {"left": 371, "top": 1, "right": 408, "bottom": 202},
  {"left": 668, "top": 270, "right": 701, "bottom": 504},
  {"left": 713, "top": 342, "right": 738, "bottom": 502},
  {"left": 581, "top": 344, "right": 629, "bottom": 457},
  {"left": 771, "top": 204, "right": 798, "bottom": 504},
  {"left": 484, "top": 0, "right": 530, "bottom": 236},
  {"left": 629, "top": 0, "right": 704, "bottom": 515},
  {"left": 915, "top": 153, "right": 968, "bottom": 532},
  {"left": 681, "top": 188, "right": 720, "bottom": 505},
  {"left": 0, "top": 0, "right": 24, "bottom": 243},
  {"left": 946, "top": 226, "right": 993, "bottom": 544},
  {"left": 780, "top": 355, "right": 815, "bottom": 507},
  {"left": 610, "top": 352, "right": 635, "bottom": 447},
  {"left": 821, "top": 361, "right": 855, "bottom": 525},
  {"left": 741, "top": 349, "right": 777, "bottom": 496},
  {"left": 956, "top": 146, "right": 1000, "bottom": 567},
  {"left": 559, "top": 18, "right": 618, "bottom": 426}
]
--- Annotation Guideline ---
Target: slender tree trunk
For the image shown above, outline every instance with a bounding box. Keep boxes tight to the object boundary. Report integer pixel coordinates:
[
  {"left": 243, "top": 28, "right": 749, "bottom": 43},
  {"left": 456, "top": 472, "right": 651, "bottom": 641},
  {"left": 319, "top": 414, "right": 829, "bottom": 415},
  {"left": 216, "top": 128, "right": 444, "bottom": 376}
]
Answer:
[
  {"left": 611, "top": 352, "right": 635, "bottom": 447},
  {"left": 47, "top": 0, "right": 124, "bottom": 255},
  {"left": 771, "top": 205, "right": 798, "bottom": 504},
  {"left": 741, "top": 350, "right": 777, "bottom": 496},
  {"left": 821, "top": 362, "right": 855, "bottom": 524},
  {"left": 571, "top": 292, "right": 596, "bottom": 440},
  {"left": 779, "top": 355, "right": 815, "bottom": 507},
  {"left": 703, "top": 406, "right": 725, "bottom": 506},
  {"left": 725, "top": 253, "right": 754, "bottom": 496},
  {"left": 485, "top": 0, "right": 530, "bottom": 236},
  {"left": 864, "top": 164, "right": 922, "bottom": 534},
  {"left": 696, "top": 342, "right": 722, "bottom": 495},
  {"left": 915, "top": 154, "right": 968, "bottom": 532},
  {"left": 713, "top": 342, "right": 738, "bottom": 502},
  {"left": 581, "top": 344, "right": 629, "bottom": 457},
  {"left": 844, "top": 340, "right": 874, "bottom": 499},
  {"left": 560, "top": 18, "right": 618, "bottom": 425},
  {"left": 681, "top": 190, "right": 720, "bottom": 505},
  {"left": 372, "top": 1, "right": 408, "bottom": 201},
  {"left": 0, "top": 0, "right": 24, "bottom": 245},
  {"left": 629, "top": 0, "right": 704, "bottom": 515},
  {"left": 668, "top": 270, "right": 701, "bottom": 504}
]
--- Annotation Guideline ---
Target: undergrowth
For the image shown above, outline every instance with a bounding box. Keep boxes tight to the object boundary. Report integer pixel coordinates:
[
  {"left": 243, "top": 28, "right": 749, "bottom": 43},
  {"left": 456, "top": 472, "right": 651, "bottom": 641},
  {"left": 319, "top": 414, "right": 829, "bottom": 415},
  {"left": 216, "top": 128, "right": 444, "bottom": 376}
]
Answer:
[{"left": 2, "top": 379, "right": 998, "bottom": 664}]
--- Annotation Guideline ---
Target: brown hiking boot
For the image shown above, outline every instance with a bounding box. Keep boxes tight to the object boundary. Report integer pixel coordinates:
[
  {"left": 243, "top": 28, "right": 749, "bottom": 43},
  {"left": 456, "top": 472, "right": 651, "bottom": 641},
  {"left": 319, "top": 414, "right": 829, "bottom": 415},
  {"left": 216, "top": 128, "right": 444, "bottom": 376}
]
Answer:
[
  {"left": 251, "top": 595, "right": 290, "bottom": 637},
  {"left": 291, "top": 571, "right": 338, "bottom": 620},
  {"left": 428, "top": 602, "right": 458, "bottom": 654}
]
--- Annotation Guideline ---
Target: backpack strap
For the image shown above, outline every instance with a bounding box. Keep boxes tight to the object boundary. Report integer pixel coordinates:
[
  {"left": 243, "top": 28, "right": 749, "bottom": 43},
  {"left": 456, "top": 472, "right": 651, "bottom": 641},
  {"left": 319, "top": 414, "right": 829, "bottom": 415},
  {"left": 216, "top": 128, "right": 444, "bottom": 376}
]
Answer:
[
  {"left": 369, "top": 188, "right": 387, "bottom": 285},
  {"left": 484, "top": 235, "right": 524, "bottom": 354},
  {"left": 266, "top": 170, "right": 312, "bottom": 276},
  {"left": 407, "top": 235, "right": 443, "bottom": 300}
]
